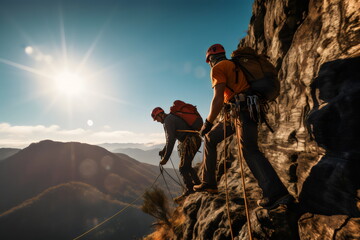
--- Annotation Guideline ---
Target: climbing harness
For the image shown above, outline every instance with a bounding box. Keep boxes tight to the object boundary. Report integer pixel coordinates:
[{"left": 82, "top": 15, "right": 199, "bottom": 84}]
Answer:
[
  {"left": 246, "top": 95, "right": 261, "bottom": 123},
  {"left": 228, "top": 94, "right": 254, "bottom": 240},
  {"left": 162, "top": 134, "right": 202, "bottom": 201},
  {"left": 223, "top": 109, "right": 235, "bottom": 240},
  {"left": 177, "top": 135, "right": 200, "bottom": 160},
  {"left": 233, "top": 93, "right": 274, "bottom": 133},
  {"left": 73, "top": 173, "right": 162, "bottom": 240}
]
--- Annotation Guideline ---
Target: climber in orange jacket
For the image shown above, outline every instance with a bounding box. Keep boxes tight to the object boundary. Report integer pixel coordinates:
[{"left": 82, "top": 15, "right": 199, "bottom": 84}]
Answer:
[{"left": 193, "top": 44, "right": 294, "bottom": 210}]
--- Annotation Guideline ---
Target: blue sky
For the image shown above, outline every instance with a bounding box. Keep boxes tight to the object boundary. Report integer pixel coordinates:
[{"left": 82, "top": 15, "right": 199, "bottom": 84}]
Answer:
[{"left": 0, "top": 0, "right": 253, "bottom": 148}]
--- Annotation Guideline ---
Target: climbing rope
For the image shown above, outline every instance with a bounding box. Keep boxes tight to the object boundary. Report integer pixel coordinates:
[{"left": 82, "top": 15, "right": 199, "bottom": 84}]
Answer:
[
  {"left": 176, "top": 129, "right": 199, "bottom": 134},
  {"left": 72, "top": 172, "right": 162, "bottom": 240},
  {"left": 232, "top": 102, "right": 253, "bottom": 240},
  {"left": 160, "top": 164, "right": 184, "bottom": 188},
  {"left": 159, "top": 164, "right": 175, "bottom": 200},
  {"left": 223, "top": 109, "right": 235, "bottom": 240},
  {"left": 169, "top": 157, "right": 185, "bottom": 189}
]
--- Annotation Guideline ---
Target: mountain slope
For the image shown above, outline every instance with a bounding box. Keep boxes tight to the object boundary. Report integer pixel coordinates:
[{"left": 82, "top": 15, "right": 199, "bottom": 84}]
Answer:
[
  {"left": 0, "top": 182, "right": 154, "bottom": 240},
  {"left": 114, "top": 147, "right": 168, "bottom": 166},
  {"left": 0, "top": 140, "right": 181, "bottom": 213}
]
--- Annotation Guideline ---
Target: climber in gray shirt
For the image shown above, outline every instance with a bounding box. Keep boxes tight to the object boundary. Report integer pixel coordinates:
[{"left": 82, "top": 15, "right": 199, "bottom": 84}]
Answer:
[{"left": 151, "top": 107, "right": 201, "bottom": 202}]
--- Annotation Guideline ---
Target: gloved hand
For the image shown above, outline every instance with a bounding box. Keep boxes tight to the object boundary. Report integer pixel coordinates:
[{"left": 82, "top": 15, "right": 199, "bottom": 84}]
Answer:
[
  {"left": 160, "top": 158, "right": 168, "bottom": 165},
  {"left": 159, "top": 149, "right": 165, "bottom": 157},
  {"left": 199, "top": 119, "right": 213, "bottom": 137}
]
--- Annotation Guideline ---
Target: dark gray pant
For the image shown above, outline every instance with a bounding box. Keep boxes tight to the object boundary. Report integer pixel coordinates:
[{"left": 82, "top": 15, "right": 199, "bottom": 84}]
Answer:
[
  {"left": 201, "top": 110, "right": 288, "bottom": 199},
  {"left": 179, "top": 135, "right": 201, "bottom": 192}
]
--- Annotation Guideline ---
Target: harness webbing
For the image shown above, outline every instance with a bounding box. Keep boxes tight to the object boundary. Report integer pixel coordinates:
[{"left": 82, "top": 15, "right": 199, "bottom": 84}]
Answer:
[{"left": 177, "top": 134, "right": 200, "bottom": 167}]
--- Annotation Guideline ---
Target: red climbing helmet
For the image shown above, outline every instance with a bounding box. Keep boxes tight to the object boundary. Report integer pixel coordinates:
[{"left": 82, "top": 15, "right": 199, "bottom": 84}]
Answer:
[
  {"left": 206, "top": 44, "right": 225, "bottom": 63},
  {"left": 151, "top": 107, "right": 164, "bottom": 120}
]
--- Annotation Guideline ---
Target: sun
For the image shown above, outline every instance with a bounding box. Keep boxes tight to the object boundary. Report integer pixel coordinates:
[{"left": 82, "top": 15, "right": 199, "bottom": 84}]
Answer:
[
  {"left": 0, "top": 16, "right": 125, "bottom": 113},
  {"left": 53, "top": 71, "right": 86, "bottom": 97}
]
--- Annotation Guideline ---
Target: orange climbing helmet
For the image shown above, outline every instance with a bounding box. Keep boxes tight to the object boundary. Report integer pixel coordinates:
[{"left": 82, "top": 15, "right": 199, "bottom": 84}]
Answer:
[
  {"left": 206, "top": 44, "right": 225, "bottom": 63},
  {"left": 151, "top": 107, "right": 164, "bottom": 120}
]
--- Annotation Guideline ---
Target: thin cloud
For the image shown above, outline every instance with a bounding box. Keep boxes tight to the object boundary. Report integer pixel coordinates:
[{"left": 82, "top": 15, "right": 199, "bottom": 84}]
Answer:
[
  {"left": 194, "top": 66, "right": 206, "bottom": 78},
  {"left": 0, "top": 123, "right": 164, "bottom": 149},
  {"left": 182, "top": 62, "right": 206, "bottom": 79}
]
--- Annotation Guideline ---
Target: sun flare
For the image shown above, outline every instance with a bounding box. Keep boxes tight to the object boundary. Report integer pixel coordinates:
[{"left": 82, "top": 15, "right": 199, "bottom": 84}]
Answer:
[{"left": 53, "top": 71, "right": 85, "bottom": 96}]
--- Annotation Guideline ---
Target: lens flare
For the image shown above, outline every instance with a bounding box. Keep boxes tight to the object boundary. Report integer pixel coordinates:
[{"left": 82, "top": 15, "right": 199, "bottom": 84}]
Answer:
[
  {"left": 78, "top": 158, "right": 98, "bottom": 178},
  {"left": 100, "top": 155, "right": 114, "bottom": 170},
  {"left": 25, "top": 46, "right": 34, "bottom": 55},
  {"left": 87, "top": 119, "right": 94, "bottom": 127}
]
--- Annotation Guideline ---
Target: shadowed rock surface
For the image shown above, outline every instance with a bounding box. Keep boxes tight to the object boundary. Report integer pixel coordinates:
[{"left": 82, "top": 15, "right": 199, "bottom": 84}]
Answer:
[
  {"left": 300, "top": 56, "right": 360, "bottom": 217},
  {"left": 144, "top": 0, "right": 360, "bottom": 239}
]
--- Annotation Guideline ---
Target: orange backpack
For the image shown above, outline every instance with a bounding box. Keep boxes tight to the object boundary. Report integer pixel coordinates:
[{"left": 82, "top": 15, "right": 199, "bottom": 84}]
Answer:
[{"left": 170, "top": 100, "right": 203, "bottom": 131}]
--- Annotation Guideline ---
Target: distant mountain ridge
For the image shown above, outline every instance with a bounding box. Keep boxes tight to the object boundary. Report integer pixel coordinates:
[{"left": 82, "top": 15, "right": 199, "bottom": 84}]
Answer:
[
  {"left": 111, "top": 145, "right": 203, "bottom": 168},
  {"left": 113, "top": 147, "right": 181, "bottom": 167},
  {"left": 98, "top": 142, "right": 164, "bottom": 152},
  {"left": 0, "top": 148, "right": 20, "bottom": 161}
]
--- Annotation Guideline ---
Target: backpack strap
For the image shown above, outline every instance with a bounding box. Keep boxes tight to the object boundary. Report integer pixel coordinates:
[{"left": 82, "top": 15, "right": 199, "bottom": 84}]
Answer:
[
  {"left": 170, "top": 113, "right": 192, "bottom": 128},
  {"left": 228, "top": 58, "right": 254, "bottom": 95},
  {"left": 231, "top": 57, "right": 258, "bottom": 82},
  {"left": 226, "top": 59, "right": 242, "bottom": 92}
]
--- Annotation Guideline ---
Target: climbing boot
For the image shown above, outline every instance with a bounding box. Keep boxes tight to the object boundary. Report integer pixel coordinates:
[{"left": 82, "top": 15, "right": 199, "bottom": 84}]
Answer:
[
  {"left": 257, "top": 194, "right": 294, "bottom": 210},
  {"left": 193, "top": 183, "right": 218, "bottom": 193}
]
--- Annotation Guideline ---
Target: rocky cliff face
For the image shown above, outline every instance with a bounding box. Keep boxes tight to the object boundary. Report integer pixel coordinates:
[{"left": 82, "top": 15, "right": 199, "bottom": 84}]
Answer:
[{"left": 145, "top": 0, "right": 360, "bottom": 239}]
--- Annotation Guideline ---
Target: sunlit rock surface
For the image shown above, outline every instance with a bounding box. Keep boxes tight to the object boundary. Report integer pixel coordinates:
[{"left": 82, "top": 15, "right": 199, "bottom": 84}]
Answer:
[
  {"left": 298, "top": 213, "right": 360, "bottom": 240},
  {"left": 145, "top": 0, "right": 360, "bottom": 239}
]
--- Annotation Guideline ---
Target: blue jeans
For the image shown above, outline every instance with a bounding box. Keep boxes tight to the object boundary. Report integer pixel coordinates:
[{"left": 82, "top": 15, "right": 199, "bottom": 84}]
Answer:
[{"left": 201, "top": 110, "right": 288, "bottom": 199}]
